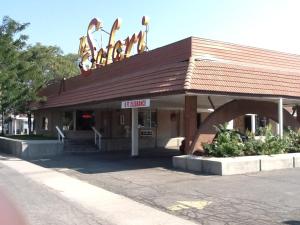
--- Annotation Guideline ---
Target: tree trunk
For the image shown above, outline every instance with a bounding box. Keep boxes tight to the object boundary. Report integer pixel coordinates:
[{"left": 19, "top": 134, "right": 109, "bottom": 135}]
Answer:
[
  {"left": 27, "top": 113, "right": 32, "bottom": 135},
  {"left": 1, "top": 110, "right": 4, "bottom": 136}
]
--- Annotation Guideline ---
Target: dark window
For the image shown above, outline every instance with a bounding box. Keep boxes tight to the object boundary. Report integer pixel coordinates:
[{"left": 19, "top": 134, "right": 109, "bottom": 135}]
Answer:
[
  {"left": 138, "top": 111, "right": 145, "bottom": 127},
  {"left": 42, "top": 117, "right": 48, "bottom": 130},
  {"left": 63, "top": 112, "right": 74, "bottom": 130},
  {"left": 244, "top": 115, "right": 252, "bottom": 132},
  {"left": 151, "top": 111, "right": 157, "bottom": 127},
  {"left": 197, "top": 113, "right": 202, "bottom": 129},
  {"left": 138, "top": 110, "right": 157, "bottom": 128},
  {"left": 76, "top": 110, "right": 95, "bottom": 130},
  {"left": 258, "top": 116, "right": 269, "bottom": 128}
]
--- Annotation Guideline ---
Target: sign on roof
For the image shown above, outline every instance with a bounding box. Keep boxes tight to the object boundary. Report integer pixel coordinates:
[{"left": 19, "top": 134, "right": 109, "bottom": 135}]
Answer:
[
  {"left": 121, "top": 99, "right": 150, "bottom": 109},
  {"left": 78, "top": 16, "right": 149, "bottom": 76}
]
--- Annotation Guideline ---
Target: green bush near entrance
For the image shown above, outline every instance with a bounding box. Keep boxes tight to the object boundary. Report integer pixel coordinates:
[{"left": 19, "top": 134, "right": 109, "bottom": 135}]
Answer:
[
  {"left": 204, "top": 124, "right": 300, "bottom": 157},
  {"left": 204, "top": 124, "right": 245, "bottom": 157},
  {"left": 285, "top": 129, "right": 300, "bottom": 153}
]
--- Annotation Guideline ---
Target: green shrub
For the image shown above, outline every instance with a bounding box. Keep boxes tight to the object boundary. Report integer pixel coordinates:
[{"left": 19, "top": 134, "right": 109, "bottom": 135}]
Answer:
[
  {"left": 204, "top": 124, "right": 290, "bottom": 157},
  {"left": 248, "top": 125, "right": 287, "bottom": 155},
  {"left": 243, "top": 131, "right": 263, "bottom": 156},
  {"left": 204, "top": 124, "right": 245, "bottom": 157},
  {"left": 285, "top": 128, "right": 300, "bottom": 153}
]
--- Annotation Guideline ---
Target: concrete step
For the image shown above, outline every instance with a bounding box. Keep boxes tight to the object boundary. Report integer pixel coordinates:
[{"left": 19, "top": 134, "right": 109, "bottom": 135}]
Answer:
[
  {"left": 64, "top": 139, "right": 100, "bottom": 153},
  {"left": 64, "top": 130, "right": 94, "bottom": 140},
  {"left": 64, "top": 140, "right": 93, "bottom": 144}
]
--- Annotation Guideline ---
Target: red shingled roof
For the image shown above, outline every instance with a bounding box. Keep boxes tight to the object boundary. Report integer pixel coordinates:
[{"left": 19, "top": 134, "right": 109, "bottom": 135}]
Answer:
[
  {"left": 41, "top": 61, "right": 189, "bottom": 108},
  {"left": 33, "top": 37, "right": 300, "bottom": 110},
  {"left": 186, "top": 60, "right": 300, "bottom": 97}
]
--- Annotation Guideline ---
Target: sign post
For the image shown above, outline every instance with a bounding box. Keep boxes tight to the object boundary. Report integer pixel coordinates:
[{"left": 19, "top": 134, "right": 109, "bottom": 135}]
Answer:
[
  {"left": 131, "top": 108, "right": 139, "bottom": 157},
  {"left": 121, "top": 99, "right": 150, "bottom": 157}
]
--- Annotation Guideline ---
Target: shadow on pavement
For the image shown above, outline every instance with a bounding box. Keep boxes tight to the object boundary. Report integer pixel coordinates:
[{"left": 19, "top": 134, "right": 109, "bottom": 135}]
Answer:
[
  {"left": 0, "top": 154, "right": 23, "bottom": 161},
  {"left": 29, "top": 148, "right": 181, "bottom": 174},
  {"left": 283, "top": 221, "right": 300, "bottom": 225}
]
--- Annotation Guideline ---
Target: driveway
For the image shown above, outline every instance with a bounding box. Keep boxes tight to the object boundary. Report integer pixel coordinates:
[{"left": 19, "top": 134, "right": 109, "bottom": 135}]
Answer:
[{"left": 31, "top": 150, "right": 300, "bottom": 225}]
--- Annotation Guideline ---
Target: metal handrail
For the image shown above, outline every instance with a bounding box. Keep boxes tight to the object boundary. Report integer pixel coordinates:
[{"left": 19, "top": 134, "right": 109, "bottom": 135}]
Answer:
[
  {"left": 55, "top": 126, "right": 65, "bottom": 143},
  {"left": 91, "top": 126, "right": 102, "bottom": 150}
]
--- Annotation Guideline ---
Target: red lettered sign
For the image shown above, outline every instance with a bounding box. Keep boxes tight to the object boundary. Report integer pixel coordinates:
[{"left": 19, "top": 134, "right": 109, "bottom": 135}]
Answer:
[{"left": 121, "top": 99, "right": 150, "bottom": 109}]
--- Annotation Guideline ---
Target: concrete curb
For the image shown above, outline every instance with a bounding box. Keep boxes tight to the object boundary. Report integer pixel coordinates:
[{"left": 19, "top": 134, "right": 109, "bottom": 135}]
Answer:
[
  {"left": 260, "top": 154, "right": 294, "bottom": 171},
  {"left": 173, "top": 153, "right": 300, "bottom": 175},
  {"left": 0, "top": 154, "right": 198, "bottom": 225},
  {"left": 0, "top": 137, "right": 63, "bottom": 159}
]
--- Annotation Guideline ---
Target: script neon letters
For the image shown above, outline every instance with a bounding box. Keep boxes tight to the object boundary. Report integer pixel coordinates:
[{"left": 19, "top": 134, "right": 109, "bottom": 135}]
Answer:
[{"left": 78, "top": 16, "right": 149, "bottom": 75}]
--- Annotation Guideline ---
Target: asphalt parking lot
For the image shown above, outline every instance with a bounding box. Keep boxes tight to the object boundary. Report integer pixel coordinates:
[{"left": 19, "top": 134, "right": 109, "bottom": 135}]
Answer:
[{"left": 31, "top": 150, "right": 300, "bottom": 225}]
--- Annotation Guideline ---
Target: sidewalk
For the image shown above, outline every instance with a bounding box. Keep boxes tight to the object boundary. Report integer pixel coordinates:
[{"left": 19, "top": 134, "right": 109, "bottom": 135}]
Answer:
[{"left": 0, "top": 154, "right": 198, "bottom": 225}]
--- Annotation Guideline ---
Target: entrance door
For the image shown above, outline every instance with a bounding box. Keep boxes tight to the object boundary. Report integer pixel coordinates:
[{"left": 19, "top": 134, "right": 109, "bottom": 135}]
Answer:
[{"left": 76, "top": 110, "right": 95, "bottom": 130}]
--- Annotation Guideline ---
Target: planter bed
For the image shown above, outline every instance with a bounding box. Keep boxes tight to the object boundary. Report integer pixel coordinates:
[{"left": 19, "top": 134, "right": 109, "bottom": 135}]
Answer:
[{"left": 173, "top": 153, "right": 300, "bottom": 175}]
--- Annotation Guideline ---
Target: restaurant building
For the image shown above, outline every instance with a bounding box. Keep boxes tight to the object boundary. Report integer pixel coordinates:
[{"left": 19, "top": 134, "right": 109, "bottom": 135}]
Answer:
[{"left": 32, "top": 19, "right": 300, "bottom": 155}]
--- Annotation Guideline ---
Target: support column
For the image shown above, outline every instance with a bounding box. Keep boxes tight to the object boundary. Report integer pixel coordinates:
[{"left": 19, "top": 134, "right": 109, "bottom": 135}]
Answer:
[
  {"left": 278, "top": 98, "right": 283, "bottom": 138},
  {"left": 184, "top": 96, "right": 197, "bottom": 154},
  {"left": 296, "top": 105, "right": 300, "bottom": 124},
  {"left": 131, "top": 108, "right": 139, "bottom": 157},
  {"left": 251, "top": 114, "right": 256, "bottom": 134}
]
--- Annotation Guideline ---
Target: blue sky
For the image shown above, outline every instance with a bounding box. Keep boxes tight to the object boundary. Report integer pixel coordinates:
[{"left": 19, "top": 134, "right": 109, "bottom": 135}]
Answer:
[{"left": 1, "top": 0, "right": 300, "bottom": 55}]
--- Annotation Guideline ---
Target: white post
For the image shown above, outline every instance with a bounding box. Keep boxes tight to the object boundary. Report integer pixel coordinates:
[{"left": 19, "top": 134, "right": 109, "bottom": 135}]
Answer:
[
  {"left": 276, "top": 123, "right": 280, "bottom": 135},
  {"left": 251, "top": 114, "right": 256, "bottom": 134},
  {"left": 131, "top": 108, "right": 139, "bottom": 157},
  {"left": 278, "top": 98, "right": 283, "bottom": 138},
  {"left": 14, "top": 119, "right": 17, "bottom": 135}
]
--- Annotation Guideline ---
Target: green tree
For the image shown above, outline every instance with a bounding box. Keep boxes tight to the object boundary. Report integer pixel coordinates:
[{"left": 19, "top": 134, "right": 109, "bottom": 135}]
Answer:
[
  {"left": 23, "top": 45, "right": 79, "bottom": 134},
  {"left": 0, "top": 16, "right": 29, "bottom": 135},
  {"left": 12, "top": 50, "right": 45, "bottom": 134},
  {"left": 0, "top": 16, "right": 80, "bottom": 135},
  {"left": 26, "top": 43, "right": 79, "bottom": 85}
]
